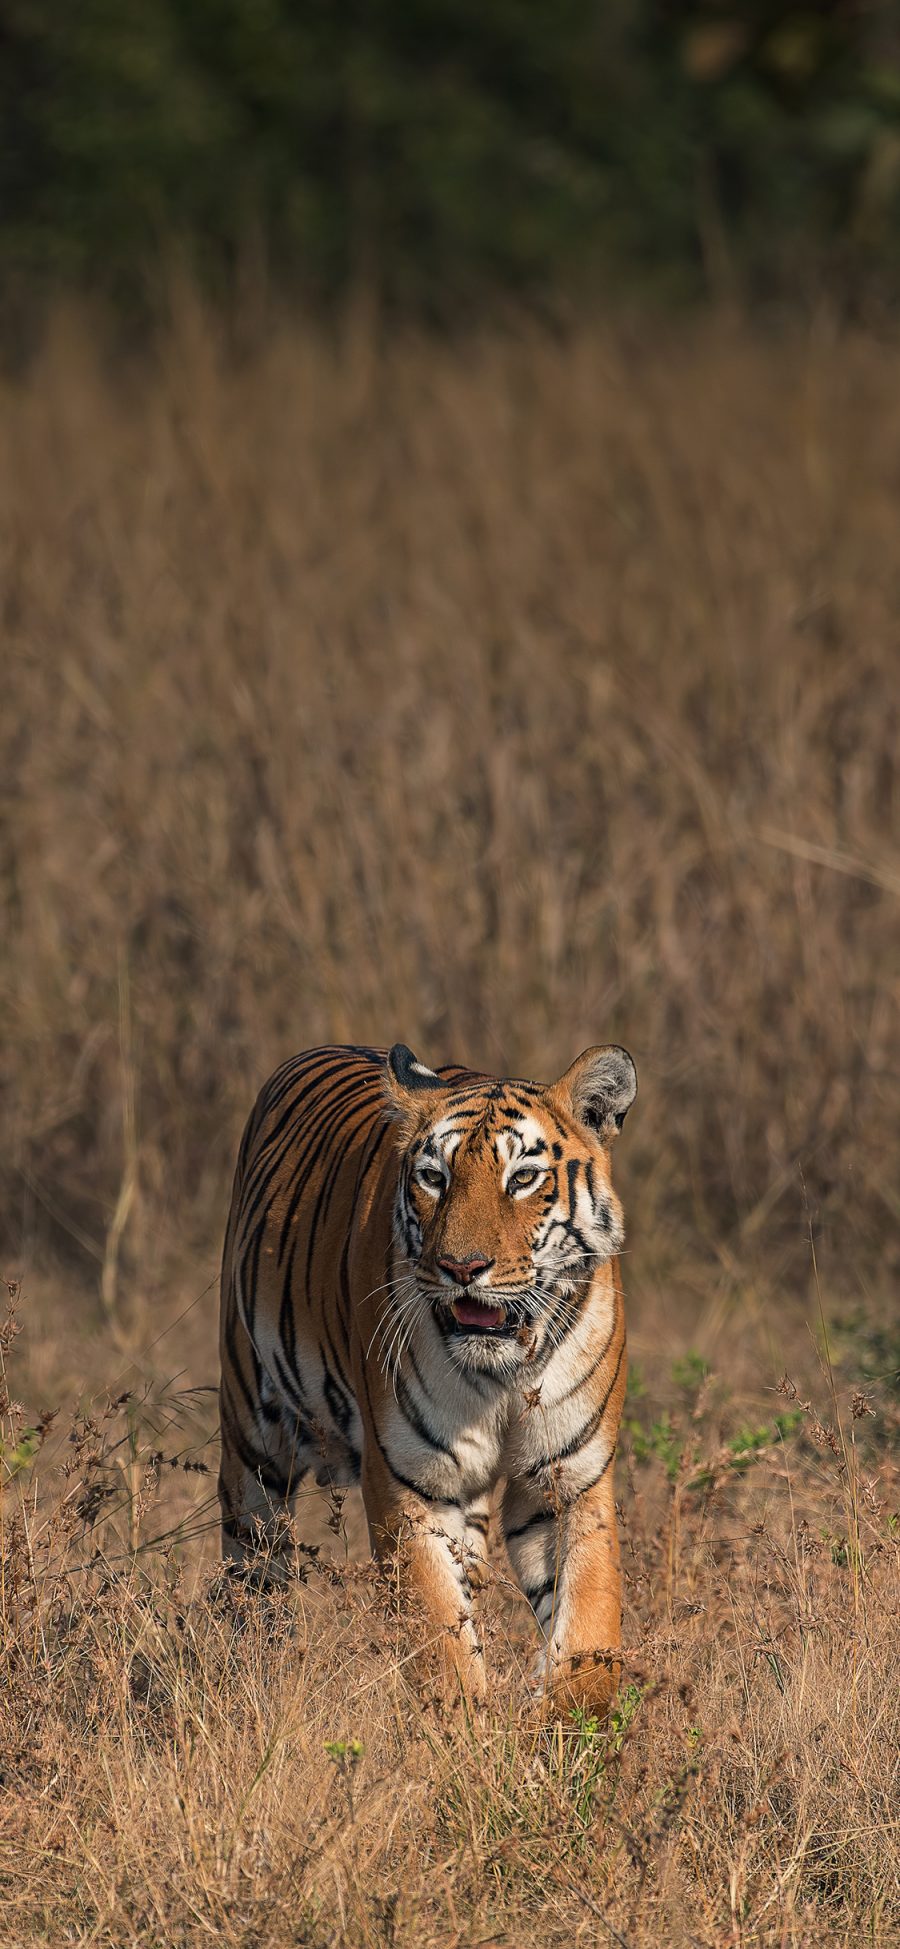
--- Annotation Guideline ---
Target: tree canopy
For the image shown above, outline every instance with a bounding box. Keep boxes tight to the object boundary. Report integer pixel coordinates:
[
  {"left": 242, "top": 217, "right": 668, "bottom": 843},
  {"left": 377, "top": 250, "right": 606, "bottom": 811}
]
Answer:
[{"left": 2, "top": 3, "right": 900, "bottom": 310}]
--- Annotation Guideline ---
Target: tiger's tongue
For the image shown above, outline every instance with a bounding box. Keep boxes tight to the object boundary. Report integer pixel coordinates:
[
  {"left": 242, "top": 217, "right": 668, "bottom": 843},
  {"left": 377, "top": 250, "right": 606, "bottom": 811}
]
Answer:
[{"left": 452, "top": 1296, "right": 505, "bottom": 1330}]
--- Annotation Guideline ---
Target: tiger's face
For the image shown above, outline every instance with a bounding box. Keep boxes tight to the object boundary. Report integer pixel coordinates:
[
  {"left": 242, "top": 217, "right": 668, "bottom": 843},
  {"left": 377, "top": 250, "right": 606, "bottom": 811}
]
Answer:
[{"left": 385, "top": 1043, "right": 636, "bottom": 1374}]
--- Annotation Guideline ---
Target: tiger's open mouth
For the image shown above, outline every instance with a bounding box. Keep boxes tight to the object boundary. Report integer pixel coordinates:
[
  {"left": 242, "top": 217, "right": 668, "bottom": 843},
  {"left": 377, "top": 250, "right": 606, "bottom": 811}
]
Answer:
[{"left": 450, "top": 1295, "right": 508, "bottom": 1333}]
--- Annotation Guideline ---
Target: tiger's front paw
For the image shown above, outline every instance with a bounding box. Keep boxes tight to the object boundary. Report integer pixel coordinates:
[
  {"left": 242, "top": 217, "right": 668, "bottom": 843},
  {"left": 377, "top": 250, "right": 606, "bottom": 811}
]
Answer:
[
  {"left": 412, "top": 1637, "right": 488, "bottom": 1711},
  {"left": 532, "top": 1643, "right": 622, "bottom": 1722}
]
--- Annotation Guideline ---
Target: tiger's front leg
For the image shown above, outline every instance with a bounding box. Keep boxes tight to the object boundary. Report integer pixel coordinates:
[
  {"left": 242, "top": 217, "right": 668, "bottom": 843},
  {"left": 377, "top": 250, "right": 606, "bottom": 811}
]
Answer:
[
  {"left": 503, "top": 1467, "right": 622, "bottom": 1718},
  {"left": 361, "top": 1452, "right": 487, "bottom": 1704}
]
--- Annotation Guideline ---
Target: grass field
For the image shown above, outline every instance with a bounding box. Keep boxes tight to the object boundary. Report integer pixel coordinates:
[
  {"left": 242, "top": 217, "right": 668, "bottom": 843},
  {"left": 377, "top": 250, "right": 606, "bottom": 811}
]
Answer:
[{"left": 2, "top": 302, "right": 898, "bottom": 1945}]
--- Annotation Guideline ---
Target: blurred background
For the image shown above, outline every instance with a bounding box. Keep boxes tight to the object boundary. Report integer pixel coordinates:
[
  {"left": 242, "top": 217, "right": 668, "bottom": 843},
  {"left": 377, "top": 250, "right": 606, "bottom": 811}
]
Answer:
[
  {"left": 4, "top": 1, "right": 900, "bottom": 317},
  {"left": 4, "top": 29, "right": 899, "bottom": 1937},
  {"left": 2, "top": 2, "right": 898, "bottom": 1409}
]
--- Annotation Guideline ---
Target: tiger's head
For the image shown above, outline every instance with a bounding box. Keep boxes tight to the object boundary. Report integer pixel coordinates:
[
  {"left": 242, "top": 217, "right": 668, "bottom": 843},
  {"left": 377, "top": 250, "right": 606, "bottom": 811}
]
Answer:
[{"left": 384, "top": 1042, "right": 637, "bottom": 1375}]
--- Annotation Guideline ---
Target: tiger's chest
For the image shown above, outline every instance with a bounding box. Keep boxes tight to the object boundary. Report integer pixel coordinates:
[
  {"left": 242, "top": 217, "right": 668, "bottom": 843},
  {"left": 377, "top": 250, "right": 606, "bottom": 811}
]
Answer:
[
  {"left": 264, "top": 1295, "right": 613, "bottom": 1509},
  {"left": 381, "top": 1378, "right": 508, "bottom": 1504}
]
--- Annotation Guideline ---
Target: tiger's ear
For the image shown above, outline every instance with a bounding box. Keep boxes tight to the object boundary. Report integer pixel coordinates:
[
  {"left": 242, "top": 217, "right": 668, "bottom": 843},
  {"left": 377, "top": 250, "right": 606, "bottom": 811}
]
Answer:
[
  {"left": 551, "top": 1045, "right": 637, "bottom": 1140},
  {"left": 383, "top": 1043, "right": 448, "bottom": 1127}
]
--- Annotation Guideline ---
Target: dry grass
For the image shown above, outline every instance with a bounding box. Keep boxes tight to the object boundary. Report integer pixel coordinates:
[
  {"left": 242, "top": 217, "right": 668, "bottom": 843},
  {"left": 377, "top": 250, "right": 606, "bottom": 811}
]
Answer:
[{"left": 1, "top": 300, "right": 898, "bottom": 1945}]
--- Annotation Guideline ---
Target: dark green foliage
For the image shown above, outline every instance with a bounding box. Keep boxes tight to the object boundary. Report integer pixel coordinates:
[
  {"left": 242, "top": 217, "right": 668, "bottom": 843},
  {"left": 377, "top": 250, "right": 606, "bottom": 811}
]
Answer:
[{"left": 2, "top": 2, "right": 900, "bottom": 309}]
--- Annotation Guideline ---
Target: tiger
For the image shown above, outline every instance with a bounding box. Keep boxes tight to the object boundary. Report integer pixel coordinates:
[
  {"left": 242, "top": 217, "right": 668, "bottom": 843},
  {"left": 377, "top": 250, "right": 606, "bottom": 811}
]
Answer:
[{"left": 218, "top": 1039, "right": 636, "bottom": 1715}]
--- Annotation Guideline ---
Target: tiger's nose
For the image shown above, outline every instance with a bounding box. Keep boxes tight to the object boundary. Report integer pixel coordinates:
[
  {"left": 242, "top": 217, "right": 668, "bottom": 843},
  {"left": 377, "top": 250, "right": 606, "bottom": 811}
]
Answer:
[{"left": 437, "top": 1254, "right": 494, "bottom": 1286}]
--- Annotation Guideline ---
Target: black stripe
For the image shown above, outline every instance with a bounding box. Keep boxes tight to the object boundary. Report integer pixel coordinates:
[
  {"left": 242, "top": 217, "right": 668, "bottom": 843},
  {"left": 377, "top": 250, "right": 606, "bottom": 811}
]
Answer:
[
  {"left": 263, "top": 1044, "right": 380, "bottom": 1118},
  {"left": 359, "top": 1360, "right": 460, "bottom": 1508},
  {"left": 523, "top": 1571, "right": 558, "bottom": 1605},
  {"left": 260, "top": 1050, "right": 317, "bottom": 1116},
  {"left": 300, "top": 1088, "right": 387, "bottom": 1286},
  {"left": 220, "top": 1394, "right": 293, "bottom": 1498},
  {"left": 278, "top": 1228, "right": 299, "bottom": 1377},
  {"left": 565, "top": 1159, "right": 579, "bottom": 1221},
  {"left": 338, "top": 1118, "right": 393, "bottom": 1348},
  {"left": 406, "top": 1336, "right": 436, "bottom": 1404},
  {"left": 276, "top": 1074, "right": 386, "bottom": 1253},
  {"left": 396, "top": 1371, "right": 458, "bottom": 1462},
  {"left": 321, "top": 1350, "right": 353, "bottom": 1437},
  {"left": 545, "top": 1278, "right": 593, "bottom": 1349},
  {"left": 424, "top": 1105, "right": 481, "bottom": 1123},
  {"left": 558, "top": 1303, "right": 620, "bottom": 1403},
  {"left": 504, "top": 1506, "right": 553, "bottom": 1544},
  {"left": 271, "top": 1077, "right": 385, "bottom": 1262},
  {"left": 239, "top": 1219, "right": 265, "bottom": 1345},
  {"left": 271, "top": 1344, "right": 308, "bottom": 1415},
  {"left": 222, "top": 1311, "right": 263, "bottom": 1423},
  {"left": 250, "top": 1051, "right": 354, "bottom": 1172},
  {"left": 570, "top": 1444, "right": 616, "bottom": 1500},
  {"left": 527, "top": 1333, "right": 625, "bottom": 1475},
  {"left": 321, "top": 1310, "right": 353, "bottom": 1397},
  {"left": 241, "top": 1058, "right": 367, "bottom": 1234}
]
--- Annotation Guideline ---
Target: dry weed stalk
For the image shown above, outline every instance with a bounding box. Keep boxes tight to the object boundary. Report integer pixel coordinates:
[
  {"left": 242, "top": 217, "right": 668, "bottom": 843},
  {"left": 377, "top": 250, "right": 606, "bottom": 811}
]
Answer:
[{"left": 0, "top": 1260, "right": 897, "bottom": 1946}]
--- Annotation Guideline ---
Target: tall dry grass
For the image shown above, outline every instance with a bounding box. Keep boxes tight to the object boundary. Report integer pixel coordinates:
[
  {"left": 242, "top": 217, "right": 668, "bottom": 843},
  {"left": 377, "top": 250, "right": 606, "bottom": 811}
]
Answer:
[
  {"left": 4, "top": 302, "right": 898, "bottom": 1302},
  {"left": 1, "top": 302, "right": 898, "bottom": 1944},
  {"left": 1, "top": 1269, "right": 897, "bottom": 1947}
]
